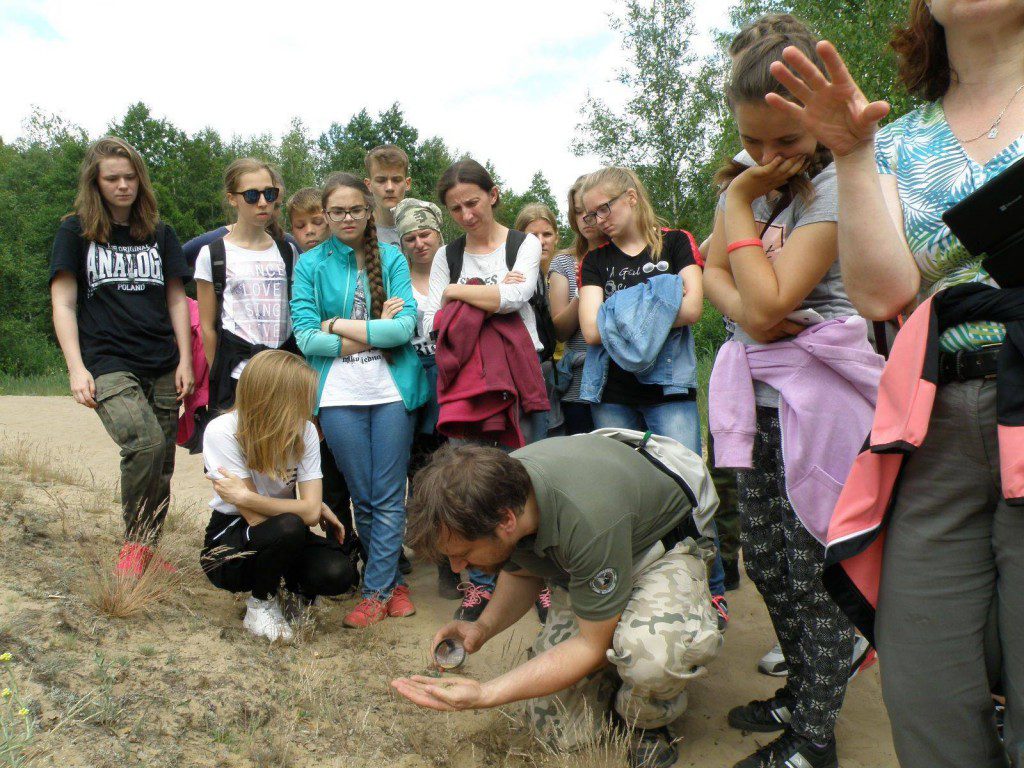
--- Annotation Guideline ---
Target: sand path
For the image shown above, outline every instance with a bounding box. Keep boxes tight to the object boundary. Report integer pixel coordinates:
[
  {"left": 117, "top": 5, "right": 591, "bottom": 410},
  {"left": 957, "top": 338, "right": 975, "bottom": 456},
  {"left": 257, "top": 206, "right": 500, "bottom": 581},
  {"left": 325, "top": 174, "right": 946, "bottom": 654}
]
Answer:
[{"left": 0, "top": 396, "right": 898, "bottom": 767}]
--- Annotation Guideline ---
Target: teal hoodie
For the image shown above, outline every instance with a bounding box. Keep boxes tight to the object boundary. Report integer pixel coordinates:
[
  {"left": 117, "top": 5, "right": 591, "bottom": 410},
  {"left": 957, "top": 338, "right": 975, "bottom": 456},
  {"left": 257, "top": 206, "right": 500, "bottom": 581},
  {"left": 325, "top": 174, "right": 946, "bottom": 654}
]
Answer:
[{"left": 290, "top": 236, "right": 428, "bottom": 412}]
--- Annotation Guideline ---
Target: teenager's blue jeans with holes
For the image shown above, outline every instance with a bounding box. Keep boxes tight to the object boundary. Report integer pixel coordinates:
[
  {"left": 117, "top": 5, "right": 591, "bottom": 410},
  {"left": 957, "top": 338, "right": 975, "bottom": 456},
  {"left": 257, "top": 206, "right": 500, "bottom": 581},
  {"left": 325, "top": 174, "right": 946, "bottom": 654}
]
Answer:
[
  {"left": 590, "top": 399, "right": 727, "bottom": 598},
  {"left": 320, "top": 401, "right": 414, "bottom": 601}
]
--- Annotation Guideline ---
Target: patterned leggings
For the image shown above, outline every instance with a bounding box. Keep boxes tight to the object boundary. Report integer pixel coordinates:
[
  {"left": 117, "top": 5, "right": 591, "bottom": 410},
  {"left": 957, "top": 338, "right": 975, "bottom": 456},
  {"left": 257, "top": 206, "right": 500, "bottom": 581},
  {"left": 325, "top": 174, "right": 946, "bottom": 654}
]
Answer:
[{"left": 738, "top": 406, "right": 854, "bottom": 743}]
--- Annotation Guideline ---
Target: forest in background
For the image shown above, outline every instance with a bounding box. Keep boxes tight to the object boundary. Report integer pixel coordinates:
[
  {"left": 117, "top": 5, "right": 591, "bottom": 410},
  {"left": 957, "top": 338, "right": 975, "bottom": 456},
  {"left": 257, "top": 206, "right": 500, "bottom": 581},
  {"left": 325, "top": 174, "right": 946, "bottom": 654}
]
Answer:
[{"left": 0, "top": 0, "right": 911, "bottom": 380}]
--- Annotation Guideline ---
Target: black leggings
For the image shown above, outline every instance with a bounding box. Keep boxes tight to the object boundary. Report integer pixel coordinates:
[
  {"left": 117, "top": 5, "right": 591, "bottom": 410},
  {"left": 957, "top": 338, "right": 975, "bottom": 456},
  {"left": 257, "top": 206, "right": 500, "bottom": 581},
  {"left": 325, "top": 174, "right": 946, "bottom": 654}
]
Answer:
[{"left": 202, "top": 512, "right": 356, "bottom": 600}]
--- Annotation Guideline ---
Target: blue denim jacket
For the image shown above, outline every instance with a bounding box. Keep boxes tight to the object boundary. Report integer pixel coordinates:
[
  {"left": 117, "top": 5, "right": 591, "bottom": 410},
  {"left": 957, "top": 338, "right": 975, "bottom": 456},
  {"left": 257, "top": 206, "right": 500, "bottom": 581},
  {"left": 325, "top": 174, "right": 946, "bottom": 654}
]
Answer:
[{"left": 579, "top": 274, "right": 697, "bottom": 403}]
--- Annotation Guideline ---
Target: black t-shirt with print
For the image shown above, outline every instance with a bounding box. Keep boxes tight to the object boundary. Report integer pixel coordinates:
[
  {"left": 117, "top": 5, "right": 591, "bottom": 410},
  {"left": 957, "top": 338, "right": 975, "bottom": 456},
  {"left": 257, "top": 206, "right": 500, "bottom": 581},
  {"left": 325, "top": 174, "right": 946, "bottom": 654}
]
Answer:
[
  {"left": 580, "top": 229, "right": 698, "bottom": 405},
  {"left": 49, "top": 215, "right": 193, "bottom": 379}
]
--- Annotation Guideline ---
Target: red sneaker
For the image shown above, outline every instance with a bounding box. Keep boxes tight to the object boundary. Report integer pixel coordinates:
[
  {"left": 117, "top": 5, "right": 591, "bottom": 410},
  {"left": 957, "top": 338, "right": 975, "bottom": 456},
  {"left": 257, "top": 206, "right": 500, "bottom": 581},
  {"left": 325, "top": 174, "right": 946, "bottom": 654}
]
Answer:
[
  {"left": 343, "top": 598, "right": 389, "bottom": 628},
  {"left": 116, "top": 542, "right": 153, "bottom": 577},
  {"left": 387, "top": 585, "right": 416, "bottom": 618}
]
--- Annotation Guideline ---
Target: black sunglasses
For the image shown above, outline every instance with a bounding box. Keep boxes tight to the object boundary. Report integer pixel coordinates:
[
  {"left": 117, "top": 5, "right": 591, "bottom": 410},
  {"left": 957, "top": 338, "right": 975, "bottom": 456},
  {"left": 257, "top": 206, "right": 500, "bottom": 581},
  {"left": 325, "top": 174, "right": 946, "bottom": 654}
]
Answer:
[{"left": 235, "top": 187, "right": 280, "bottom": 204}]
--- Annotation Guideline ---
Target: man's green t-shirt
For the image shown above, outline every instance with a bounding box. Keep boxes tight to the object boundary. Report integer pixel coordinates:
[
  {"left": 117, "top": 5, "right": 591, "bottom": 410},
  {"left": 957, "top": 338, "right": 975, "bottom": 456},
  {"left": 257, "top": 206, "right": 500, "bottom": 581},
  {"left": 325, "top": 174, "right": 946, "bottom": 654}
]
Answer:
[{"left": 503, "top": 434, "right": 693, "bottom": 621}]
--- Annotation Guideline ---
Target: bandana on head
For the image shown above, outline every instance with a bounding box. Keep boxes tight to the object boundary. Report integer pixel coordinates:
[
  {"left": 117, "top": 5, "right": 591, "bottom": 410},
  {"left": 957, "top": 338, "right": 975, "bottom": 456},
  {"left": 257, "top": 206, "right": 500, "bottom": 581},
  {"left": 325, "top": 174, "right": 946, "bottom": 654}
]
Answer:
[{"left": 395, "top": 198, "right": 444, "bottom": 239}]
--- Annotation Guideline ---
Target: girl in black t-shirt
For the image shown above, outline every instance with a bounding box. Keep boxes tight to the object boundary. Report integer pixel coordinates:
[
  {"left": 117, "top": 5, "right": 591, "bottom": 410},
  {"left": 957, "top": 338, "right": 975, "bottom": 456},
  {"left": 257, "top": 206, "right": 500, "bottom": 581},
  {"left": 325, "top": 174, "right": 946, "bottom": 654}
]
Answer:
[
  {"left": 49, "top": 136, "right": 194, "bottom": 576},
  {"left": 577, "top": 166, "right": 704, "bottom": 451}
]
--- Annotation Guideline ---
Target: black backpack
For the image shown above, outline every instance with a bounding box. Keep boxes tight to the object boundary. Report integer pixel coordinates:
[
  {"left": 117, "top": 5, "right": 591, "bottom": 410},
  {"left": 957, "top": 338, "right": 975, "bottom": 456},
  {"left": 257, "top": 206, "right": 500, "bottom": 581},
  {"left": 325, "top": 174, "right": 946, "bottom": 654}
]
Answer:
[{"left": 445, "top": 229, "right": 558, "bottom": 361}]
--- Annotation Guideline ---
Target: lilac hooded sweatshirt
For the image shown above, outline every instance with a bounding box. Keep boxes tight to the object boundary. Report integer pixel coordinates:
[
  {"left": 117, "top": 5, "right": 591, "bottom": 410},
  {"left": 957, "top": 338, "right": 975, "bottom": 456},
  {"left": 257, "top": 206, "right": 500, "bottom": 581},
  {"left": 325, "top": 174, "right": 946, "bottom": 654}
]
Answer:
[{"left": 710, "top": 316, "right": 883, "bottom": 542}]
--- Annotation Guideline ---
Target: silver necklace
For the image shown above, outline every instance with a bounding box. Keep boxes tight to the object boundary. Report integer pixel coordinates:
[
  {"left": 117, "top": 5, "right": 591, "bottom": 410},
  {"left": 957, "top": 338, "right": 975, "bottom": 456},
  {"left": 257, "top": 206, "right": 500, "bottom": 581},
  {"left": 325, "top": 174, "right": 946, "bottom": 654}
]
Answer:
[{"left": 960, "top": 82, "right": 1024, "bottom": 143}]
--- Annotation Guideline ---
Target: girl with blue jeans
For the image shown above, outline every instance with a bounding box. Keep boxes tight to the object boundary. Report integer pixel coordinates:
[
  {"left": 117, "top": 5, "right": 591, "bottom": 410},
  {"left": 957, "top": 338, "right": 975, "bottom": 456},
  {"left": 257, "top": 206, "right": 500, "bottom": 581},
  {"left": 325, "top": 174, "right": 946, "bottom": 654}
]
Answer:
[
  {"left": 576, "top": 167, "right": 728, "bottom": 616},
  {"left": 290, "top": 172, "right": 427, "bottom": 629}
]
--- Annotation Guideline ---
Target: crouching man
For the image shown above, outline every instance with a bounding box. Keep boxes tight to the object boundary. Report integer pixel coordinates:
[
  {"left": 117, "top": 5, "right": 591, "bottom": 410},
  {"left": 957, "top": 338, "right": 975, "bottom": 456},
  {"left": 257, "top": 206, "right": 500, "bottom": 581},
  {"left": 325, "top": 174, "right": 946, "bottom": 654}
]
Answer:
[{"left": 391, "top": 433, "right": 723, "bottom": 768}]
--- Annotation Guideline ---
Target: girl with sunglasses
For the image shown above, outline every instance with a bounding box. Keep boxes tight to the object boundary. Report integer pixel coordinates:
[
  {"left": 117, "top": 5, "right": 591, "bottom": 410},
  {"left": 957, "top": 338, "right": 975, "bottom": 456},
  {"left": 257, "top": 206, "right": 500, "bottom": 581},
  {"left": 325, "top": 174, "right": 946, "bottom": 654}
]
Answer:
[
  {"left": 291, "top": 172, "right": 427, "bottom": 629},
  {"left": 195, "top": 158, "right": 300, "bottom": 414}
]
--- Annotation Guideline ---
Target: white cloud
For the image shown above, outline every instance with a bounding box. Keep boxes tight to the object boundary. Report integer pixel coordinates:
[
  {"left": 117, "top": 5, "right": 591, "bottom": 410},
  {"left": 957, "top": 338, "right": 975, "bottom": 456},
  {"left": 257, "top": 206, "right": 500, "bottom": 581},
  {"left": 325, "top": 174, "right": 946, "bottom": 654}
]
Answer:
[{"left": 3, "top": 0, "right": 732, "bottom": 208}]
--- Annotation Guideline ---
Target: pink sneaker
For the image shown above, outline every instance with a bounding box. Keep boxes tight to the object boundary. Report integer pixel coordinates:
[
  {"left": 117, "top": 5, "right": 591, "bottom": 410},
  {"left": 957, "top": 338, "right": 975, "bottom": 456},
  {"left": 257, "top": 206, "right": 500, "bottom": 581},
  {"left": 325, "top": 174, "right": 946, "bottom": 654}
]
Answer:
[
  {"left": 387, "top": 585, "right": 416, "bottom": 618},
  {"left": 116, "top": 542, "right": 153, "bottom": 577},
  {"left": 454, "top": 583, "right": 493, "bottom": 622},
  {"left": 343, "top": 598, "right": 389, "bottom": 628}
]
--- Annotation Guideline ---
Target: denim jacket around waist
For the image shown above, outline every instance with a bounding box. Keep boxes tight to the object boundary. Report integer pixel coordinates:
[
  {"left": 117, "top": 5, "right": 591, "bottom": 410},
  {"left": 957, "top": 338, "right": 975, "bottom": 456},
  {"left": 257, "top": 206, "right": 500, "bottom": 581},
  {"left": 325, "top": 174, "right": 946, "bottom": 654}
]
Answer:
[{"left": 579, "top": 273, "right": 698, "bottom": 403}]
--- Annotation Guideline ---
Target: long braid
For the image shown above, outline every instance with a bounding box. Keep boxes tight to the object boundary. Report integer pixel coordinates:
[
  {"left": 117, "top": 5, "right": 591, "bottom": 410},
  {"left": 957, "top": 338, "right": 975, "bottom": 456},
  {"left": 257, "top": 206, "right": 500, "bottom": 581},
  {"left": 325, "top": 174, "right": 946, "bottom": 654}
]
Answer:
[{"left": 362, "top": 214, "right": 386, "bottom": 320}]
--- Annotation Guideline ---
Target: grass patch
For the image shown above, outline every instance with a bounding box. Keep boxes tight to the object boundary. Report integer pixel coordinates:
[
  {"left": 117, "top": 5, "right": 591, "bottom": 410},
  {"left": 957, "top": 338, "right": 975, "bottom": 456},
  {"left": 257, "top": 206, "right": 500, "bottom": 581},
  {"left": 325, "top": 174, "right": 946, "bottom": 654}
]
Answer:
[
  {"left": 78, "top": 538, "right": 195, "bottom": 620},
  {"left": 0, "top": 372, "right": 67, "bottom": 397},
  {"left": 0, "top": 438, "right": 83, "bottom": 487}
]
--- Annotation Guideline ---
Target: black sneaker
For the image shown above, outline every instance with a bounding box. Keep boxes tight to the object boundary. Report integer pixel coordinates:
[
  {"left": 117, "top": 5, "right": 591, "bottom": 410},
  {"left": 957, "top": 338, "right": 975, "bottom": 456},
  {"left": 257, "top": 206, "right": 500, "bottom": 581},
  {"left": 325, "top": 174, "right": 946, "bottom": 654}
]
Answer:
[
  {"left": 535, "top": 587, "right": 552, "bottom": 623},
  {"left": 453, "top": 583, "right": 493, "bottom": 622},
  {"left": 733, "top": 730, "right": 837, "bottom": 768},
  {"left": 437, "top": 564, "right": 462, "bottom": 600},
  {"left": 628, "top": 726, "right": 677, "bottom": 768},
  {"left": 399, "top": 550, "right": 413, "bottom": 575},
  {"left": 728, "top": 688, "right": 794, "bottom": 732},
  {"left": 723, "top": 559, "right": 741, "bottom": 591}
]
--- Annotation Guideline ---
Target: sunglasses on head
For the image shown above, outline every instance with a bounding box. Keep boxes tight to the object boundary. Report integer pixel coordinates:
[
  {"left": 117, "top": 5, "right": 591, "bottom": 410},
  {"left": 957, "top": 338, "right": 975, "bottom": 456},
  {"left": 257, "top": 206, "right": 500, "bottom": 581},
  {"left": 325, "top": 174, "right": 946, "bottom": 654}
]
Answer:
[{"left": 235, "top": 187, "right": 280, "bottom": 204}]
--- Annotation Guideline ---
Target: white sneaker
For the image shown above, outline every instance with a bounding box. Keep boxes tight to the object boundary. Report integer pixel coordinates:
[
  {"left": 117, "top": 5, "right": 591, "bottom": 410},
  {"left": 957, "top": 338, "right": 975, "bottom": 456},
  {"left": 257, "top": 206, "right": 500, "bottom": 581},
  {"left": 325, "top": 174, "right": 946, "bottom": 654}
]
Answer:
[
  {"left": 243, "top": 596, "right": 294, "bottom": 643},
  {"left": 848, "top": 634, "right": 877, "bottom": 680},
  {"left": 757, "top": 636, "right": 878, "bottom": 680},
  {"left": 757, "top": 643, "right": 788, "bottom": 677}
]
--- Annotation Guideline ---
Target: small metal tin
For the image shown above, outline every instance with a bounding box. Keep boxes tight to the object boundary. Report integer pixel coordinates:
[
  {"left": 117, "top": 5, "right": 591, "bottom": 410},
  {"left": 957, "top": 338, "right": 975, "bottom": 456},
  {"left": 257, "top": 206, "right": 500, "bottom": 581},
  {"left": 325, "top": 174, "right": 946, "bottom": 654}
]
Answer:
[{"left": 433, "top": 638, "right": 466, "bottom": 670}]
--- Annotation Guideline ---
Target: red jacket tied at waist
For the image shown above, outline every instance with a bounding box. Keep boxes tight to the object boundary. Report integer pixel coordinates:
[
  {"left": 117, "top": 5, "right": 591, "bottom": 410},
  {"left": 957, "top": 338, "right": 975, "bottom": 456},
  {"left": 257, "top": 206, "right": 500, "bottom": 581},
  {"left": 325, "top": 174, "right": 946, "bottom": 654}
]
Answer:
[
  {"left": 823, "top": 283, "right": 1024, "bottom": 645},
  {"left": 434, "top": 299, "right": 549, "bottom": 449}
]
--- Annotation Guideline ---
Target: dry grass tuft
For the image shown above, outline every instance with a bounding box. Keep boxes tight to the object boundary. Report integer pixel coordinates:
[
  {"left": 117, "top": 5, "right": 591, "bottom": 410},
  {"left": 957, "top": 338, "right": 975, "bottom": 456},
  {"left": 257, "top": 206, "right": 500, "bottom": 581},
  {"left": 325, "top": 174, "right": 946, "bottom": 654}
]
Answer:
[
  {"left": 0, "top": 438, "right": 83, "bottom": 487},
  {"left": 247, "top": 726, "right": 295, "bottom": 768},
  {"left": 78, "top": 539, "right": 196, "bottom": 619}
]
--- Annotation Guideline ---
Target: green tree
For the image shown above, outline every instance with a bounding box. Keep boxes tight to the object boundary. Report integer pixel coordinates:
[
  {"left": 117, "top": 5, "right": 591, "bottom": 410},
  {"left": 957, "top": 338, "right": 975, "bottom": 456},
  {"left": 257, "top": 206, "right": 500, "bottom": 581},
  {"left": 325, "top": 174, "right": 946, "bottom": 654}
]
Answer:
[
  {"left": 574, "top": 0, "right": 725, "bottom": 233},
  {"left": 0, "top": 109, "right": 88, "bottom": 375},
  {"left": 279, "top": 118, "right": 318, "bottom": 195}
]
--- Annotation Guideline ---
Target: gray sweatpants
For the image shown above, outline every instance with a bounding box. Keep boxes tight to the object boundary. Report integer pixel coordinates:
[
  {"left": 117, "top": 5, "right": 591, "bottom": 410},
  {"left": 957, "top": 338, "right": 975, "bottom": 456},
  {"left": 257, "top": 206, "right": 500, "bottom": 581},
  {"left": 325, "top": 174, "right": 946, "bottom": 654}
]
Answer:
[{"left": 876, "top": 380, "right": 1023, "bottom": 767}]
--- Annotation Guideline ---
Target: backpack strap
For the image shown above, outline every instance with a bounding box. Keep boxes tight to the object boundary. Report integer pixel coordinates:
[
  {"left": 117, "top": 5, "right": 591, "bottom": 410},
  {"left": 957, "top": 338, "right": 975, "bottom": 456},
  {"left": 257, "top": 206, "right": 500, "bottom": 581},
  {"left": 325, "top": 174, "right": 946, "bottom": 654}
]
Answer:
[
  {"left": 209, "top": 237, "right": 227, "bottom": 300},
  {"left": 503, "top": 229, "right": 528, "bottom": 271},
  {"left": 272, "top": 236, "right": 294, "bottom": 299},
  {"left": 445, "top": 235, "right": 467, "bottom": 284}
]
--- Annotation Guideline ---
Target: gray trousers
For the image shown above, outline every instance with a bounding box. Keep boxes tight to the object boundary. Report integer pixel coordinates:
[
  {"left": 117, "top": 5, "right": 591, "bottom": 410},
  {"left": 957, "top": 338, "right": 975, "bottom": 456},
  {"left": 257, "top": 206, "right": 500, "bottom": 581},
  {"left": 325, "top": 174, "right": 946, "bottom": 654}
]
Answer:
[{"left": 876, "top": 380, "right": 1022, "bottom": 767}]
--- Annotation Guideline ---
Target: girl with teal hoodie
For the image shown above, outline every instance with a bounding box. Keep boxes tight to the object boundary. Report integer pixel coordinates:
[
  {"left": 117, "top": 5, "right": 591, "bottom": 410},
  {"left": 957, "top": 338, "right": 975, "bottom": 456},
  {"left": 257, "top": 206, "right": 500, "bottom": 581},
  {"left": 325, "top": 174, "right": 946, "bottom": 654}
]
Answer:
[{"left": 290, "top": 172, "right": 427, "bottom": 629}]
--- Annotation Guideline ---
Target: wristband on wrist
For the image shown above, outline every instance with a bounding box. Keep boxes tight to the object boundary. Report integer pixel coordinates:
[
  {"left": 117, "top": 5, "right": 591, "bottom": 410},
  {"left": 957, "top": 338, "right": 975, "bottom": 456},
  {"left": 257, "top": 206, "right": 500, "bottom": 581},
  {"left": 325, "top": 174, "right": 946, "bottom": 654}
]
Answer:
[
  {"left": 727, "top": 238, "right": 764, "bottom": 254},
  {"left": 328, "top": 317, "right": 339, "bottom": 334}
]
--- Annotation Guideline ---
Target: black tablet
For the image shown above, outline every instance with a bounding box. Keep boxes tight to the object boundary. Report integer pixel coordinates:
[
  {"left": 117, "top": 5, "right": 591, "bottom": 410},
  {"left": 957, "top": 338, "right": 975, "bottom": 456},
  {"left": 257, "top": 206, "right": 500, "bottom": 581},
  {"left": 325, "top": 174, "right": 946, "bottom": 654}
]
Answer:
[{"left": 943, "top": 154, "right": 1024, "bottom": 288}]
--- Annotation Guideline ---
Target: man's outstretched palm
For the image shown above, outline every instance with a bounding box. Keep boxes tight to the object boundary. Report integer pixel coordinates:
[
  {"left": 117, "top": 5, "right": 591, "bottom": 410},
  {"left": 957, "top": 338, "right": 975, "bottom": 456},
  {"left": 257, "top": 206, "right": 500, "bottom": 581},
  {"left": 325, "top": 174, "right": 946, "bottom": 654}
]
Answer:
[{"left": 392, "top": 675, "right": 484, "bottom": 712}]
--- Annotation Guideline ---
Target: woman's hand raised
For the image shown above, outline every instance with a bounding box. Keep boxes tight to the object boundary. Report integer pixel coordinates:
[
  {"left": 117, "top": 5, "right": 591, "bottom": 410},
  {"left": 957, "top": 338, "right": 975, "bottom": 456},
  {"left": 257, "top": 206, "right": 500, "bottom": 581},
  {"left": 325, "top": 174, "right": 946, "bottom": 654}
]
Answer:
[{"left": 767, "top": 41, "right": 891, "bottom": 157}]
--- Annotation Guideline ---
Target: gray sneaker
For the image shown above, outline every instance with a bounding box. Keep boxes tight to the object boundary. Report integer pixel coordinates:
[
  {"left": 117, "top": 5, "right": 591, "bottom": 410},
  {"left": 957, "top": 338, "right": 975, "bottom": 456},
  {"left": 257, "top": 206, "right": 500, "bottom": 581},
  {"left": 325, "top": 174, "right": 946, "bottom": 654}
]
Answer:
[
  {"left": 757, "top": 643, "right": 787, "bottom": 677},
  {"left": 629, "top": 727, "right": 677, "bottom": 768}
]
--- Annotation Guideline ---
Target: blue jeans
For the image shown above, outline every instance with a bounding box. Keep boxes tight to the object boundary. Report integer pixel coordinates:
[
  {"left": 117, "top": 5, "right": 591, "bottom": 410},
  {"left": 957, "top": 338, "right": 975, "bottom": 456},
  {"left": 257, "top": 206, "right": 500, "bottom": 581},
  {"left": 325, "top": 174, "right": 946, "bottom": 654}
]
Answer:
[
  {"left": 590, "top": 399, "right": 726, "bottom": 597},
  {"left": 320, "top": 401, "right": 414, "bottom": 601},
  {"left": 463, "top": 408, "right": 548, "bottom": 591}
]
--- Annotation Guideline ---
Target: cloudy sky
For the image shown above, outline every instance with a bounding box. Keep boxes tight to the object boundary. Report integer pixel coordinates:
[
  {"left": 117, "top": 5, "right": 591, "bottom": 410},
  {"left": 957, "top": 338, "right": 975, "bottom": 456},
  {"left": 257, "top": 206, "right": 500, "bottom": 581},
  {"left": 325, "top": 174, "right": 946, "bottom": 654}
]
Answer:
[{"left": 2, "top": 0, "right": 733, "bottom": 206}]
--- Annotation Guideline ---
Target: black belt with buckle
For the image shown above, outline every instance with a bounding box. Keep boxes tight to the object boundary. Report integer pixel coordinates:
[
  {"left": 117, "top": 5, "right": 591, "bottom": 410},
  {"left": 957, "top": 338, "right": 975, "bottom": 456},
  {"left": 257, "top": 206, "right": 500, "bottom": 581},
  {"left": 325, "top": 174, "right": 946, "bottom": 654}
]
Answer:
[{"left": 937, "top": 345, "right": 1001, "bottom": 384}]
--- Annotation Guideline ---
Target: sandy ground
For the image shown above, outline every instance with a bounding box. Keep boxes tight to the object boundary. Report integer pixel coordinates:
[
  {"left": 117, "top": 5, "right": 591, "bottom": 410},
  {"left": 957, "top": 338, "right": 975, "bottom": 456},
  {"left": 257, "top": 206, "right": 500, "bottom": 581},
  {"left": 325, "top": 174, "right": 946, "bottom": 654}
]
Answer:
[{"left": 0, "top": 396, "right": 899, "bottom": 767}]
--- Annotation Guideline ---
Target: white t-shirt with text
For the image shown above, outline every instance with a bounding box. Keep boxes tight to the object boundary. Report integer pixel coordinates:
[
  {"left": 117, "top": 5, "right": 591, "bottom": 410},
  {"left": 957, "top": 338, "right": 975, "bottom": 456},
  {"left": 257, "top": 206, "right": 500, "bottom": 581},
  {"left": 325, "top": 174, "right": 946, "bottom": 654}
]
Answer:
[
  {"left": 319, "top": 276, "right": 402, "bottom": 407},
  {"left": 422, "top": 234, "right": 543, "bottom": 351},
  {"left": 202, "top": 411, "right": 322, "bottom": 517},
  {"left": 194, "top": 238, "right": 298, "bottom": 378}
]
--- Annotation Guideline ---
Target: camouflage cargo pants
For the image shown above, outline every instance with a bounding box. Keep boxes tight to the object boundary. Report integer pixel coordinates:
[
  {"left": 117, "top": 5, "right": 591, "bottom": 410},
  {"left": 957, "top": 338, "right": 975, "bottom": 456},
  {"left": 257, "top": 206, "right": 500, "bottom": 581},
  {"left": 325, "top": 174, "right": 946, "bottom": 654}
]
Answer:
[
  {"left": 93, "top": 370, "right": 179, "bottom": 543},
  {"left": 524, "top": 539, "right": 723, "bottom": 749}
]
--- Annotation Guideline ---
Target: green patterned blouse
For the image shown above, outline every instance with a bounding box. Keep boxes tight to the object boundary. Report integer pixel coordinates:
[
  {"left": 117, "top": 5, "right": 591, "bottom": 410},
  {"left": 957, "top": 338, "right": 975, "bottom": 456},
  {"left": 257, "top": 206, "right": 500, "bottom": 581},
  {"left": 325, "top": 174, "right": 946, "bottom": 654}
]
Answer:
[{"left": 875, "top": 101, "right": 1021, "bottom": 351}]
